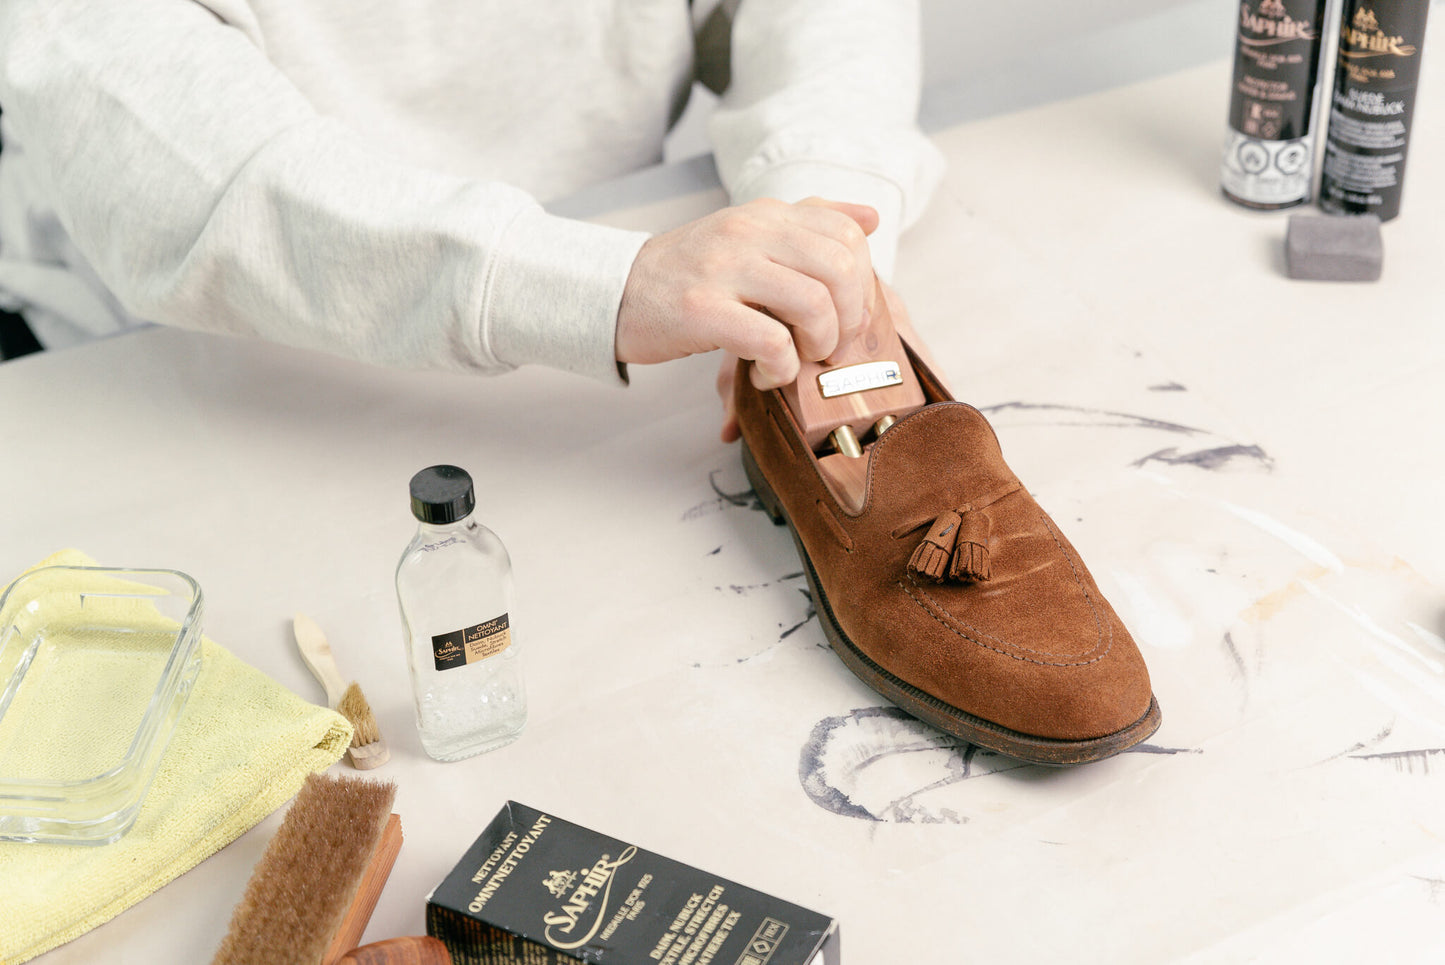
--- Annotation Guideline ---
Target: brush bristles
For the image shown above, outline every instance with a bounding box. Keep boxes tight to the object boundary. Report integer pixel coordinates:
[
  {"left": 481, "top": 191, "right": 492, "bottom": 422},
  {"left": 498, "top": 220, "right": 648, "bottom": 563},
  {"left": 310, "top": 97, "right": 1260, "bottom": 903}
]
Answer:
[
  {"left": 338, "top": 682, "right": 380, "bottom": 747},
  {"left": 211, "top": 773, "right": 397, "bottom": 965}
]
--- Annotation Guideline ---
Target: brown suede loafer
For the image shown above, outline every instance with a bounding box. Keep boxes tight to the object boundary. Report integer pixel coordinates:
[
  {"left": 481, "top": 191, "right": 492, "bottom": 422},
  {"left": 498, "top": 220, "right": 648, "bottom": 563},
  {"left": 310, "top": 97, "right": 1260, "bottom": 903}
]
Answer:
[{"left": 735, "top": 348, "right": 1161, "bottom": 765}]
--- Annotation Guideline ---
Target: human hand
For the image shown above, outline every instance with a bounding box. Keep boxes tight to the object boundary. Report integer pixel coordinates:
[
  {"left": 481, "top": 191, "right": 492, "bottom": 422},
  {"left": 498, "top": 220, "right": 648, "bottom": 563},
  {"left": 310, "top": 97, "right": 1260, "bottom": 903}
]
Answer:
[
  {"left": 616, "top": 197, "right": 879, "bottom": 392},
  {"left": 715, "top": 279, "right": 935, "bottom": 443}
]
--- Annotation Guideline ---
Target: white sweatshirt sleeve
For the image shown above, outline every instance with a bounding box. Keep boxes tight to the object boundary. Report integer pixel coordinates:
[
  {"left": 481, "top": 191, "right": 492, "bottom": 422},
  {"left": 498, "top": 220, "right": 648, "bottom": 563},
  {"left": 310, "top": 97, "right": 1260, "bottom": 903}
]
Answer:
[
  {"left": 707, "top": 0, "right": 944, "bottom": 282},
  {"left": 0, "top": 0, "right": 647, "bottom": 383}
]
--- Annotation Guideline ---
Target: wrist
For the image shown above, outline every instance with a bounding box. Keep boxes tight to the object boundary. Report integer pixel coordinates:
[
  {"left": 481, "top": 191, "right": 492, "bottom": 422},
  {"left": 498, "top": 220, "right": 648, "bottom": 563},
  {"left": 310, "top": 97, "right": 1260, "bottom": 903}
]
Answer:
[{"left": 485, "top": 208, "right": 649, "bottom": 385}]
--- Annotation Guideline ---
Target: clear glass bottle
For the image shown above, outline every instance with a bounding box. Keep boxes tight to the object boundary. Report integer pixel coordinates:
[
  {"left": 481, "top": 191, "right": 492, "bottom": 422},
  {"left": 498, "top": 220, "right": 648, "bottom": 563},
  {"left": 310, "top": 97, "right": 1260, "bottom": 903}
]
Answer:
[{"left": 396, "top": 465, "right": 526, "bottom": 761}]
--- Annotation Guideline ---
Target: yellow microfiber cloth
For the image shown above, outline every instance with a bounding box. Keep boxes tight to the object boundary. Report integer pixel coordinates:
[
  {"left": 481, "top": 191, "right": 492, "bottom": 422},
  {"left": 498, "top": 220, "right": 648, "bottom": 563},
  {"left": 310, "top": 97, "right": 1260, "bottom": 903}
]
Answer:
[{"left": 0, "top": 550, "right": 354, "bottom": 964}]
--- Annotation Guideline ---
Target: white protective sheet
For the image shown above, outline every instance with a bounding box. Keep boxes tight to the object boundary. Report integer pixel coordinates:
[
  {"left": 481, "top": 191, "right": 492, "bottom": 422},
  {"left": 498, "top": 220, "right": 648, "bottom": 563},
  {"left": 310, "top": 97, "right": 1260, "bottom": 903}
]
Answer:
[{"left": 3, "top": 56, "right": 1443, "bottom": 965}]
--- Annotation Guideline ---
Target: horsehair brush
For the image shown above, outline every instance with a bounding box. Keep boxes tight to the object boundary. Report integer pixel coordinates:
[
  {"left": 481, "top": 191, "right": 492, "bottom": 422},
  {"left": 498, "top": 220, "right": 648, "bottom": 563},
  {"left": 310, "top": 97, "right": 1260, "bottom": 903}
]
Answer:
[{"left": 211, "top": 773, "right": 407, "bottom": 965}]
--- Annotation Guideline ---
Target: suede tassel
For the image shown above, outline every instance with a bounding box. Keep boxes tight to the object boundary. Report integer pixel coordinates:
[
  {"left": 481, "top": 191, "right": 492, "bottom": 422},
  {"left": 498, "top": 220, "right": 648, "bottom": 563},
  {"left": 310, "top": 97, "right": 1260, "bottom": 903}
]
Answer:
[
  {"left": 908, "top": 508, "right": 993, "bottom": 583},
  {"left": 907, "top": 510, "right": 960, "bottom": 582},
  {"left": 949, "top": 509, "right": 992, "bottom": 582}
]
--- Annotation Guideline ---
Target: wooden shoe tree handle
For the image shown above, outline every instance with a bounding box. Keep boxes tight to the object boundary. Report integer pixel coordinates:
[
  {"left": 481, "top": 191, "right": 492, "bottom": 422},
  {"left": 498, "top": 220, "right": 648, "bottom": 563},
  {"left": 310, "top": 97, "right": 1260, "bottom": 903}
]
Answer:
[{"left": 779, "top": 281, "right": 925, "bottom": 512}]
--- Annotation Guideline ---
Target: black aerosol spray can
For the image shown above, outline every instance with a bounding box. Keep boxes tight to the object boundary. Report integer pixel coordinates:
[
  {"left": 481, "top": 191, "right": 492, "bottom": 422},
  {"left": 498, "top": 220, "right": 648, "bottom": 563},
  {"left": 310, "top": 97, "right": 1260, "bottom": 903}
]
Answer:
[
  {"left": 1221, "top": 0, "right": 1331, "bottom": 209},
  {"left": 1320, "top": 0, "right": 1432, "bottom": 220}
]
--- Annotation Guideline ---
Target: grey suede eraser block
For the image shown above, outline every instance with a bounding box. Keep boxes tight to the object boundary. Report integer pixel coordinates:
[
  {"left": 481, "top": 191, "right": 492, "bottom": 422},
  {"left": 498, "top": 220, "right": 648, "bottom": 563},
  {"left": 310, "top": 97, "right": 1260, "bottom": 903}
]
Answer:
[{"left": 1285, "top": 213, "right": 1383, "bottom": 281}]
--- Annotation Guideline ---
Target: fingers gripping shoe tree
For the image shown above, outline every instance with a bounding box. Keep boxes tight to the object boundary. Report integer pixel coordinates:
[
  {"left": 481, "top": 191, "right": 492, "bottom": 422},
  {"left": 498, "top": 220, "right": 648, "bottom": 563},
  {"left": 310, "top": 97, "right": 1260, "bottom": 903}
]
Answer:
[{"left": 737, "top": 287, "right": 1161, "bottom": 765}]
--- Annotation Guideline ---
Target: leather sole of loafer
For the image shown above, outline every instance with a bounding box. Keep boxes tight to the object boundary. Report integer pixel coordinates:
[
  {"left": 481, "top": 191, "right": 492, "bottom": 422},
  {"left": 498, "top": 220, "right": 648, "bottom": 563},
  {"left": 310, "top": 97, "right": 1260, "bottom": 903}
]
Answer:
[{"left": 741, "top": 440, "right": 1162, "bottom": 766}]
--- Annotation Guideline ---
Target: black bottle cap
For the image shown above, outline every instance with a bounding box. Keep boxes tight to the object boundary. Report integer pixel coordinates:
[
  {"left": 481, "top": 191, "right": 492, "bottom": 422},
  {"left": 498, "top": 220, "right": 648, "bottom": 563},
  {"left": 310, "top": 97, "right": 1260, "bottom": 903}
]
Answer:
[{"left": 409, "top": 465, "right": 475, "bottom": 524}]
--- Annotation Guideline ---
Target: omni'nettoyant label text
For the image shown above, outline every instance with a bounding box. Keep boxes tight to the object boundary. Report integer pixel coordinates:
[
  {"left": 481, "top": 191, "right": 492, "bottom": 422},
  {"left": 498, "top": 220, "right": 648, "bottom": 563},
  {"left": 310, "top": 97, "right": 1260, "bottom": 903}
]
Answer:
[{"left": 432, "top": 613, "right": 511, "bottom": 671}]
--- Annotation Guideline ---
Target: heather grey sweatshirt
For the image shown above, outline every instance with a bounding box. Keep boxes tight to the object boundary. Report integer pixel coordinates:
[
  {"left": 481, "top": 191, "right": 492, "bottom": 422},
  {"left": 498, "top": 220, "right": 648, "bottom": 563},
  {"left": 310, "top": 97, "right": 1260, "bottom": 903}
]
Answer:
[{"left": 0, "top": 0, "right": 942, "bottom": 382}]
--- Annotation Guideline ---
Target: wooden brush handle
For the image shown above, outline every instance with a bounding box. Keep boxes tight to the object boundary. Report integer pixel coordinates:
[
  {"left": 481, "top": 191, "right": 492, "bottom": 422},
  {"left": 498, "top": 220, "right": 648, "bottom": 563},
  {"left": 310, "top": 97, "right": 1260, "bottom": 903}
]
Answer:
[
  {"left": 337, "top": 936, "right": 452, "bottom": 965},
  {"left": 294, "top": 611, "right": 349, "bottom": 707}
]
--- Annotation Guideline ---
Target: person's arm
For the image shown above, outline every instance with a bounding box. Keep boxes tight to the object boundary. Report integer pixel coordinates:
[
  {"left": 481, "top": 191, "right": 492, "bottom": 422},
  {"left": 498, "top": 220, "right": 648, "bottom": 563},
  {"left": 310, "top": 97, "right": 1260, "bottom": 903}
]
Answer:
[
  {"left": 0, "top": 0, "right": 645, "bottom": 382},
  {"left": 702, "top": 0, "right": 943, "bottom": 439},
  {"left": 707, "top": 0, "right": 944, "bottom": 284}
]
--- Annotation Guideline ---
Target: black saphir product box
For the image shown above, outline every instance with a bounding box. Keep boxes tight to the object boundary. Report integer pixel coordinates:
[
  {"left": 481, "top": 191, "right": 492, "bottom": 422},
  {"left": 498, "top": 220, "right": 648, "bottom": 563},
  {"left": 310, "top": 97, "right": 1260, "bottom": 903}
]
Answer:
[{"left": 426, "top": 801, "right": 840, "bottom": 965}]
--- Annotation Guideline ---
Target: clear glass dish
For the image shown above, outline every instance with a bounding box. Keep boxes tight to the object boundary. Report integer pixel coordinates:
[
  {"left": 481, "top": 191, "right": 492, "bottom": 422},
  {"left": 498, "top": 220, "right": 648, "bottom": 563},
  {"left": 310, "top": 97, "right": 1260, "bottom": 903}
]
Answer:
[{"left": 0, "top": 565, "right": 204, "bottom": 845}]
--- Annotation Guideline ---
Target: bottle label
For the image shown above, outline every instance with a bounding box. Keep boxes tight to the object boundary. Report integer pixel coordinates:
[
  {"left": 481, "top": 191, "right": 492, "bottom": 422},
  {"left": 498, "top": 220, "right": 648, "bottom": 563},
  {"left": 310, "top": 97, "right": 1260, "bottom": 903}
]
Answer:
[
  {"left": 1222, "top": 0, "right": 1329, "bottom": 206},
  {"left": 1320, "top": 0, "right": 1430, "bottom": 219},
  {"left": 432, "top": 614, "right": 511, "bottom": 671}
]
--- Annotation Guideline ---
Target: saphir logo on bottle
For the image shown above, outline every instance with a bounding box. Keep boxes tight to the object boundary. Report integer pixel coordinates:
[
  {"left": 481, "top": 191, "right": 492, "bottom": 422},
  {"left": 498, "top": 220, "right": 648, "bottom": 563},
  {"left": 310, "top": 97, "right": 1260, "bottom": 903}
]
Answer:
[
  {"left": 434, "top": 639, "right": 464, "bottom": 664},
  {"left": 1341, "top": 6, "right": 1417, "bottom": 58},
  {"left": 1240, "top": 0, "right": 1318, "bottom": 44},
  {"left": 540, "top": 846, "right": 638, "bottom": 951}
]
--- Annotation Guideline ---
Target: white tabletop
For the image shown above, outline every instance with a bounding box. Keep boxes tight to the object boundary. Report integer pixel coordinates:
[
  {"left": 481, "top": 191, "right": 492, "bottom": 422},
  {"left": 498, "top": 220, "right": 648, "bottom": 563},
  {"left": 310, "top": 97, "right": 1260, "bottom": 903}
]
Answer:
[{"left": 6, "top": 48, "right": 1445, "bottom": 965}]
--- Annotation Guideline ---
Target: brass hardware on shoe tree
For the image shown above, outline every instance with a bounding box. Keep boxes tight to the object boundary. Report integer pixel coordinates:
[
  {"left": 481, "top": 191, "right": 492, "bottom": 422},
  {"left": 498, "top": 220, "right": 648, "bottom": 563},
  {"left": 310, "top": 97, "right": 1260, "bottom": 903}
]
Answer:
[
  {"left": 826, "top": 416, "right": 897, "bottom": 457},
  {"left": 779, "top": 279, "right": 924, "bottom": 510},
  {"left": 780, "top": 279, "right": 925, "bottom": 454},
  {"left": 854, "top": 414, "right": 897, "bottom": 448},
  {"left": 828, "top": 424, "right": 864, "bottom": 458}
]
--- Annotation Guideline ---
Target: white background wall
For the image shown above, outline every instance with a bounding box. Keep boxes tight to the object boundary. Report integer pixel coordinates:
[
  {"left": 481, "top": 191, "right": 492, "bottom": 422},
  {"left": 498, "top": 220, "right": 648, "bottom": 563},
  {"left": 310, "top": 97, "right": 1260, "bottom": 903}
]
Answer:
[{"left": 666, "top": 0, "right": 1237, "bottom": 162}]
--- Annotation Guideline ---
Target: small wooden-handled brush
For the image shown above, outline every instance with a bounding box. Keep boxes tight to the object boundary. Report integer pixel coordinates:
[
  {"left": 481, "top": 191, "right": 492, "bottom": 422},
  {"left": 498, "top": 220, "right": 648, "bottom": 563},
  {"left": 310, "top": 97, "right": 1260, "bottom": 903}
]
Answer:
[
  {"left": 211, "top": 774, "right": 405, "bottom": 965},
  {"left": 295, "top": 612, "right": 390, "bottom": 769}
]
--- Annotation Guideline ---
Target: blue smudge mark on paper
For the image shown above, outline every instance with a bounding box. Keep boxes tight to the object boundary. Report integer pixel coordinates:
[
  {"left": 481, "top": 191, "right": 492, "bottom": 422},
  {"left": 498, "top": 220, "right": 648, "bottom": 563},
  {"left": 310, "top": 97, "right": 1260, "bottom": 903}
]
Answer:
[
  {"left": 798, "top": 707, "right": 1017, "bottom": 823},
  {"left": 1132, "top": 445, "right": 1273, "bottom": 472},
  {"left": 979, "top": 402, "right": 1271, "bottom": 472},
  {"left": 1349, "top": 748, "right": 1445, "bottom": 775},
  {"left": 800, "top": 707, "right": 1202, "bottom": 822},
  {"left": 681, "top": 468, "right": 766, "bottom": 521},
  {"left": 980, "top": 401, "right": 1204, "bottom": 436}
]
